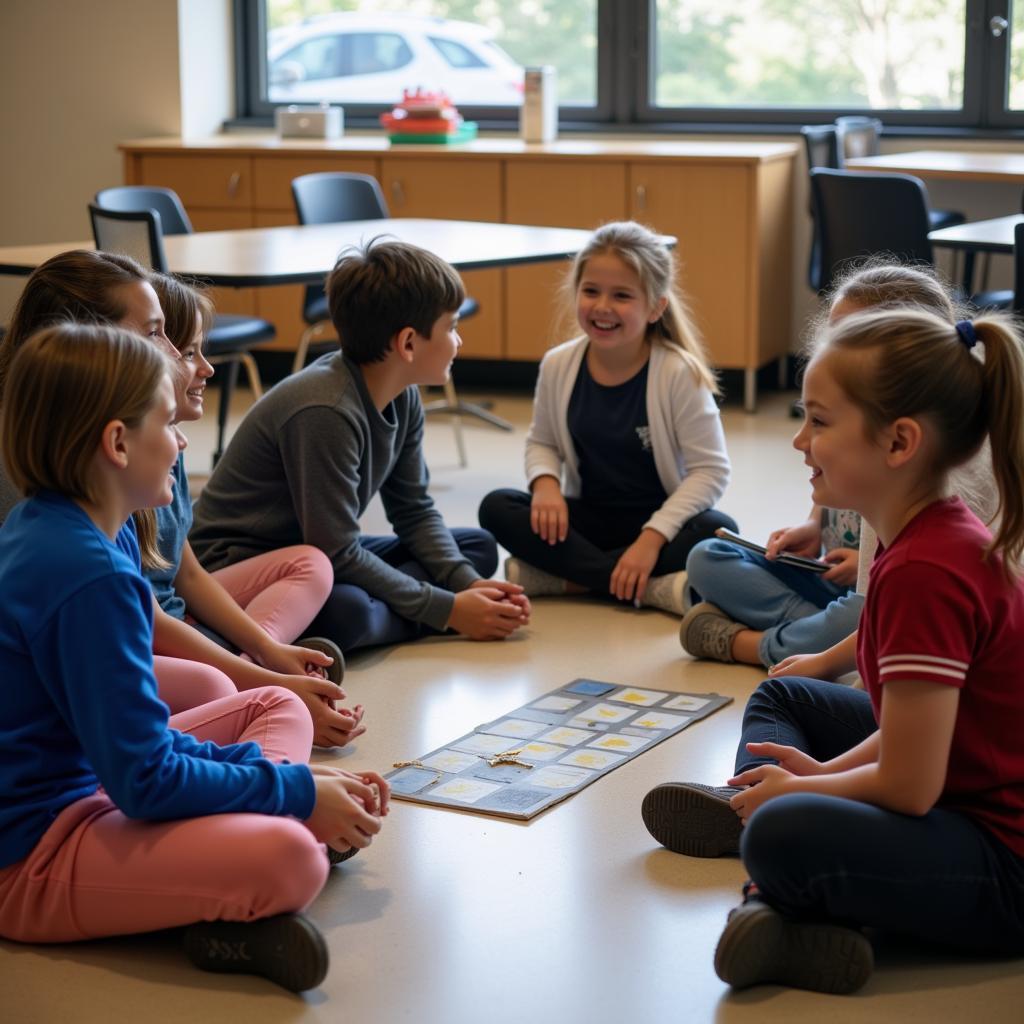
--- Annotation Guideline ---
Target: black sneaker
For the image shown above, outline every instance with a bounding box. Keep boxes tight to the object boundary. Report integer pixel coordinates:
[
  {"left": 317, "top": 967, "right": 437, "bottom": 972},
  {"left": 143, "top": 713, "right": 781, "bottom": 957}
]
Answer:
[
  {"left": 183, "top": 912, "right": 329, "bottom": 992},
  {"left": 641, "top": 782, "right": 743, "bottom": 857},
  {"left": 714, "top": 892, "right": 874, "bottom": 994},
  {"left": 327, "top": 844, "right": 358, "bottom": 866}
]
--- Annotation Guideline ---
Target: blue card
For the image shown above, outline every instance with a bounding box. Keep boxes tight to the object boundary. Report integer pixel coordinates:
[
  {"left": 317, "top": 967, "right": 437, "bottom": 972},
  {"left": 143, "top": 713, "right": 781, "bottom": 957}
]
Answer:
[{"left": 565, "top": 679, "right": 616, "bottom": 696}]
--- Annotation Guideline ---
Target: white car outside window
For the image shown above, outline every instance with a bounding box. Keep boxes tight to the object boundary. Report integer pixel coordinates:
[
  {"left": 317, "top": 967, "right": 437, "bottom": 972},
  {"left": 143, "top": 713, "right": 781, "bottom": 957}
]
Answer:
[{"left": 268, "top": 13, "right": 524, "bottom": 106}]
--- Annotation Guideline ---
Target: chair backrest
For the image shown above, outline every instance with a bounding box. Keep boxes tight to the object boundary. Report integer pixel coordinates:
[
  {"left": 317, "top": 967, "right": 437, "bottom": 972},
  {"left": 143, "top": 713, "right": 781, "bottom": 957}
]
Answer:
[
  {"left": 800, "top": 124, "right": 839, "bottom": 171},
  {"left": 94, "top": 186, "right": 193, "bottom": 235},
  {"left": 88, "top": 204, "right": 168, "bottom": 272},
  {"left": 291, "top": 172, "right": 389, "bottom": 225},
  {"left": 809, "top": 169, "right": 932, "bottom": 293},
  {"left": 1014, "top": 222, "right": 1024, "bottom": 316},
  {"left": 834, "top": 116, "right": 883, "bottom": 166}
]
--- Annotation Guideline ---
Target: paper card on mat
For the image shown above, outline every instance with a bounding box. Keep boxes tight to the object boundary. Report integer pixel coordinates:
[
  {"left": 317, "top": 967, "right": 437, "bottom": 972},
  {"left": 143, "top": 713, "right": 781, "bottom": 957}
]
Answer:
[
  {"left": 587, "top": 732, "right": 650, "bottom": 753},
  {"left": 537, "top": 726, "right": 595, "bottom": 747},
  {"left": 565, "top": 679, "right": 617, "bottom": 696},
  {"left": 529, "top": 695, "right": 583, "bottom": 712},
  {"left": 629, "top": 711, "right": 689, "bottom": 730},
  {"left": 450, "top": 733, "right": 521, "bottom": 756},
  {"left": 608, "top": 687, "right": 667, "bottom": 707},
  {"left": 528, "top": 764, "right": 594, "bottom": 789},
  {"left": 570, "top": 702, "right": 637, "bottom": 726},
  {"left": 662, "top": 694, "right": 711, "bottom": 712},
  {"left": 486, "top": 717, "right": 549, "bottom": 740},
  {"left": 479, "top": 787, "right": 550, "bottom": 813},
  {"left": 517, "top": 740, "right": 569, "bottom": 762},
  {"left": 421, "top": 749, "right": 482, "bottom": 774},
  {"left": 388, "top": 767, "right": 439, "bottom": 794},
  {"left": 558, "top": 748, "right": 627, "bottom": 770},
  {"left": 429, "top": 778, "right": 503, "bottom": 804}
]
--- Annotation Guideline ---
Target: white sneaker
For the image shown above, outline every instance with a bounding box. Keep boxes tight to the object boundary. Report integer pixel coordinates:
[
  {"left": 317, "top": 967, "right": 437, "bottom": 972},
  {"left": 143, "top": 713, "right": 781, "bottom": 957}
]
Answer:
[
  {"left": 504, "top": 557, "right": 568, "bottom": 597},
  {"left": 640, "top": 570, "right": 689, "bottom": 616}
]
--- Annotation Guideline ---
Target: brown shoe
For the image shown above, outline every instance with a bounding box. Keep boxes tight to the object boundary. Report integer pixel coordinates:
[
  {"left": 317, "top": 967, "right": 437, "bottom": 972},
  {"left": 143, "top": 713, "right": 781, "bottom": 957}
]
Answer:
[
  {"left": 679, "top": 602, "right": 743, "bottom": 662},
  {"left": 641, "top": 782, "right": 743, "bottom": 857}
]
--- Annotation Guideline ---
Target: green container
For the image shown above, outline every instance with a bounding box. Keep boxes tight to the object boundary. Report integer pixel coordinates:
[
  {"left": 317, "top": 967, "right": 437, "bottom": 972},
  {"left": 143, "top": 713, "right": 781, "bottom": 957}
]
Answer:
[{"left": 387, "top": 122, "right": 478, "bottom": 145}]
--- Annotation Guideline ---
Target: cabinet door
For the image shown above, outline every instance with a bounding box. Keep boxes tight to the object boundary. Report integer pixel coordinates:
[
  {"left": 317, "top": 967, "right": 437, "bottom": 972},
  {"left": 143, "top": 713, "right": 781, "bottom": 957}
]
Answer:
[
  {"left": 253, "top": 157, "right": 380, "bottom": 212},
  {"left": 137, "top": 155, "right": 253, "bottom": 211},
  {"left": 505, "top": 161, "right": 627, "bottom": 361},
  {"left": 380, "top": 157, "right": 503, "bottom": 359},
  {"left": 629, "top": 163, "right": 753, "bottom": 369}
]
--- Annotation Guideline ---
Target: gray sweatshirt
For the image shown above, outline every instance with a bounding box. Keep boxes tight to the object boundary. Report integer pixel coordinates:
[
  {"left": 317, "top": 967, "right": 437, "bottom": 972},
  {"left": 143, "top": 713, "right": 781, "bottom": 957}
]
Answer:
[{"left": 189, "top": 352, "right": 480, "bottom": 629}]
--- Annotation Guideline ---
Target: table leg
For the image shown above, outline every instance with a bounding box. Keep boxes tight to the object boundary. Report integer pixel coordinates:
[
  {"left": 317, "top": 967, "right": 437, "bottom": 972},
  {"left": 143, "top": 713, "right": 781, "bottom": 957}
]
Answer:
[{"left": 744, "top": 368, "right": 757, "bottom": 413}]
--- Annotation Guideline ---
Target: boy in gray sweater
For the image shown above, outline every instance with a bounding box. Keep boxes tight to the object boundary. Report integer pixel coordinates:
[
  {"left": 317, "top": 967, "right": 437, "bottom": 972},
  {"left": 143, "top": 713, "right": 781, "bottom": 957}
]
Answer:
[{"left": 190, "top": 240, "right": 530, "bottom": 652}]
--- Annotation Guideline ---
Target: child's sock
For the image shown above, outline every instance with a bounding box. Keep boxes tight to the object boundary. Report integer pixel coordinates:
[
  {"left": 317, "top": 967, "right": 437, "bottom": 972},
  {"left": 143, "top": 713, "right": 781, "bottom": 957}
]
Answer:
[
  {"left": 504, "top": 557, "right": 569, "bottom": 597},
  {"left": 639, "top": 570, "right": 689, "bottom": 616}
]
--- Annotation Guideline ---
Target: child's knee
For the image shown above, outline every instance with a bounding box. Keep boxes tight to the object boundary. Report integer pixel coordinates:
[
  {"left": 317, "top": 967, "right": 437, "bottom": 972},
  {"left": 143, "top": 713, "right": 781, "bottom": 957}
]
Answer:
[
  {"left": 238, "top": 820, "right": 327, "bottom": 916},
  {"left": 685, "top": 538, "right": 730, "bottom": 590}
]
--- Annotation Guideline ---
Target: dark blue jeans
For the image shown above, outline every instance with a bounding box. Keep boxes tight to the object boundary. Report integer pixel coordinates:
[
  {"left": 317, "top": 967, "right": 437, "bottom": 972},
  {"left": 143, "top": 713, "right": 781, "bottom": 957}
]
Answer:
[
  {"left": 737, "top": 677, "right": 1024, "bottom": 954},
  {"left": 308, "top": 528, "right": 497, "bottom": 653},
  {"left": 478, "top": 487, "right": 737, "bottom": 596}
]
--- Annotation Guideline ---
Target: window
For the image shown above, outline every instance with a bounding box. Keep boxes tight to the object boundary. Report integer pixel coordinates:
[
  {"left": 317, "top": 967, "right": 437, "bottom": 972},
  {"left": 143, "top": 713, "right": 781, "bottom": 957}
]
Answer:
[{"left": 237, "top": 0, "right": 1024, "bottom": 131}]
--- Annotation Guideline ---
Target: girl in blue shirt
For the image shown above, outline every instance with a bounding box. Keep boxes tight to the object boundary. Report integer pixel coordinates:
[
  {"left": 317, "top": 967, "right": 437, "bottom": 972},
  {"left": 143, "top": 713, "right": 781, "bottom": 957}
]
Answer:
[{"left": 0, "top": 323, "right": 389, "bottom": 991}]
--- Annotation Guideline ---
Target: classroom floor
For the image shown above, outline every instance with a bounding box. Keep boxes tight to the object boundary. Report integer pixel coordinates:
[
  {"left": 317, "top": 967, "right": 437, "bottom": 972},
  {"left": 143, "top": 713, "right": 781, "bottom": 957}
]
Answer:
[{"left": 4, "top": 385, "right": 1023, "bottom": 1024}]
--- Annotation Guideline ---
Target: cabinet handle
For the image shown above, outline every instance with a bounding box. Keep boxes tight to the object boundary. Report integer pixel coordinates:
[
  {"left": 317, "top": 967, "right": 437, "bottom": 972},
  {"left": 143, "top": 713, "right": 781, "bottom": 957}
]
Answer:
[
  {"left": 635, "top": 184, "right": 646, "bottom": 212},
  {"left": 391, "top": 179, "right": 405, "bottom": 208},
  {"left": 227, "top": 171, "right": 242, "bottom": 198}
]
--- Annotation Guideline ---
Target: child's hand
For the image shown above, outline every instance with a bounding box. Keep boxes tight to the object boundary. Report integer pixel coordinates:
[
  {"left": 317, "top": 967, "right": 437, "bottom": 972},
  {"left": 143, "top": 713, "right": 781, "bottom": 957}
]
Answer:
[
  {"left": 735, "top": 741, "right": 825, "bottom": 778},
  {"left": 765, "top": 519, "right": 821, "bottom": 560},
  {"left": 768, "top": 651, "right": 837, "bottom": 682},
  {"left": 610, "top": 531, "right": 664, "bottom": 603},
  {"left": 288, "top": 674, "right": 366, "bottom": 748},
  {"left": 821, "top": 547, "right": 859, "bottom": 586},
  {"left": 726, "top": 764, "right": 796, "bottom": 821},
  {"left": 470, "top": 579, "right": 531, "bottom": 623},
  {"left": 256, "top": 639, "right": 336, "bottom": 680},
  {"left": 306, "top": 765, "right": 384, "bottom": 850},
  {"left": 448, "top": 587, "right": 529, "bottom": 640},
  {"left": 530, "top": 477, "right": 569, "bottom": 545}
]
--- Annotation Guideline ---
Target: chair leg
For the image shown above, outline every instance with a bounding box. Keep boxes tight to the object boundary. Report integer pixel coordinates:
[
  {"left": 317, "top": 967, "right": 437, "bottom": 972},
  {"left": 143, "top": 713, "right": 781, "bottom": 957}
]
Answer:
[
  {"left": 238, "top": 353, "right": 263, "bottom": 399},
  {"left": 443, "top": 378, "right": 467, "bottom": 468},
  {"left": 422, "top": 382, "right": 514, "bottom": 431},
  {"left": 293, "top": 320, "right": 335, "bottom": 375},
  {"left": 214, "top": 358, "right": 242, "bottom": 467}
]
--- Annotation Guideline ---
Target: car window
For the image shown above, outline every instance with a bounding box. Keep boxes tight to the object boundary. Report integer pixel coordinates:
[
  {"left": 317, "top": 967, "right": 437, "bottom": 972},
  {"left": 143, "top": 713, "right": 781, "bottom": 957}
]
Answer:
[
  {"left": 428, "top": 36, "right": 488, "bottom": 69},
  {"left": 274, "top": 35, "right": 344, "bottom": 81},
  {"left": 344, "top": 32, "right": 413, "bottom": 77}
]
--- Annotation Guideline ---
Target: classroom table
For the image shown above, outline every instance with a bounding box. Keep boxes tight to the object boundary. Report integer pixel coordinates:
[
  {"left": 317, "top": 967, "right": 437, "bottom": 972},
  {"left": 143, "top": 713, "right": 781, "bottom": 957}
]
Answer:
[
  {"left": 0, "top": 219, "right": 617, "bottom": 286},
  {"left": 846, "top": 149, "right": 1024, "bottom": 184},
  {"left": 928, "top": 213, "right": 1022, "bottom": 255}
]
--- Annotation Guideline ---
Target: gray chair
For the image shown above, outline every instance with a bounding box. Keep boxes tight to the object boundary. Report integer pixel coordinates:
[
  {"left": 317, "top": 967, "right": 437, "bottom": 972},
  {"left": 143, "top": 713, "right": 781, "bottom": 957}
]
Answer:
[{"left": 89, "top": 197, "right": 272, "bottom": 465}]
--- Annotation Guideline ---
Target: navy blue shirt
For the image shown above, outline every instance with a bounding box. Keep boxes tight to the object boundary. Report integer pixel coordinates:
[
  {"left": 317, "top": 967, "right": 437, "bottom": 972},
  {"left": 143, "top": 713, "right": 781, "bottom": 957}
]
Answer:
[
  {"left": 567, "top": 356, "right": 667, "bottom": 510},
  {"left": 0, "top": 493, "right": 314, "bottom": 868},
  {"left": 148, "top": 453, "right": 191, "bottom": 618}
]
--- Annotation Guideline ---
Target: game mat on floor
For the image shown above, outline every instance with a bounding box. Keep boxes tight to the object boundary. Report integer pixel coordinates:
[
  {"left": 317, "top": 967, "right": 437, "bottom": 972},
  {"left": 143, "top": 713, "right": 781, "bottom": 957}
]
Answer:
[{"left": 385, "top": 679, "right": 733, "bottom": 820}]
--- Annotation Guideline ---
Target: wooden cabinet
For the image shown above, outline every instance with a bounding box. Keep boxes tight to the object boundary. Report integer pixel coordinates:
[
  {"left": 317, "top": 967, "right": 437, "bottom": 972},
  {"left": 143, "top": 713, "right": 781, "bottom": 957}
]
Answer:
[
  {"left": 505, "top": 160, "right": 627, "bottom": 360},
  {"left": 122, "top": 136, "right": 796, "bottom": 392}
]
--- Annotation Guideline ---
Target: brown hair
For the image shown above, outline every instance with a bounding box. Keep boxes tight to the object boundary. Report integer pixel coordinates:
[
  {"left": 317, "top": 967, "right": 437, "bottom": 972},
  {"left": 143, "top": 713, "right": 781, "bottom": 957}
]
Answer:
[
  {"left": 814, "top": 308, "right": 1024, "bottom": 573},
  {"left": 2, "top": 322, "right": 171, "bottom": 507},
  {"left": 564, "top": 221, "right": 718, "bottom": 393},
  {"left": 326, "top": 238, "right": 465, "bottom": 365},
  {"left": 0, "top": 250, "right": 148, "bottom": 402},
  {"left": 149, "top": 272, "right": 214, "bottom": 352}
]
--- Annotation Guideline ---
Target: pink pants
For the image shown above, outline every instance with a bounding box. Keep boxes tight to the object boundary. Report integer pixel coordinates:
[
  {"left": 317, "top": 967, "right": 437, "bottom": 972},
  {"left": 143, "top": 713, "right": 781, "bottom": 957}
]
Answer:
[
  {"left": 154, "top": 545, "right": 334, "bottom": 714},
  {"left": 0, "top": 687, "right": 327, "bottom": 944}
]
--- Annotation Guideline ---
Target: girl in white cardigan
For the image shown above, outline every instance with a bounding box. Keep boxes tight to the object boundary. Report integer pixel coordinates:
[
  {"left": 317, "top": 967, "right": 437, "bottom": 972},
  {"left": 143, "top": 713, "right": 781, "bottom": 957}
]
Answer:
[{"left": 479, "top": 221, "right": 734, "bottom": 615}]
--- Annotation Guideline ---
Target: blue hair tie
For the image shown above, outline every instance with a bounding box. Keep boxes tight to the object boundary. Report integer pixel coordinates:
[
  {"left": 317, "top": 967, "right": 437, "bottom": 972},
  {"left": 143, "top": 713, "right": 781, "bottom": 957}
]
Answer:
[{"left": 955, "top": 320, "right": 977, "bottom": 350}]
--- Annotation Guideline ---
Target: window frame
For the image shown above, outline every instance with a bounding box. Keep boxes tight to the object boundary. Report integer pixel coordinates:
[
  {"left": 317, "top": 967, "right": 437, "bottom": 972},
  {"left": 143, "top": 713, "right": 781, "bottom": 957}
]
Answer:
[{"left": 233, "top": 0, "right": 1024, "bottom": 133}]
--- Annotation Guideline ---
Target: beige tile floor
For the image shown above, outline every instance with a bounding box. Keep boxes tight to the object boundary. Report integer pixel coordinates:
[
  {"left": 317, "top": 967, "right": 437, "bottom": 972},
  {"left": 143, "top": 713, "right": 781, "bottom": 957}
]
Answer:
[{"left": 4, "top": 387, "right": 1023, "bottom": 1024}]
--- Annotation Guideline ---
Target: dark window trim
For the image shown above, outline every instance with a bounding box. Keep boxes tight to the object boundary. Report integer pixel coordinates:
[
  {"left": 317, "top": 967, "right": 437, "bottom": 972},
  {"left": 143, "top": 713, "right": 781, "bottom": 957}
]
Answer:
[{"left": 232, "top": 0, "right": 1024, "bottom": 134}]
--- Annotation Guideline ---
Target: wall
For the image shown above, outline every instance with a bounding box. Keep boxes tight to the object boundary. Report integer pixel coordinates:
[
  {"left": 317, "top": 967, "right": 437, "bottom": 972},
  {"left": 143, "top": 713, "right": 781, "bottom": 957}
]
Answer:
[{"left": 0, "top": 0, "right": 233, "bottom": 318}]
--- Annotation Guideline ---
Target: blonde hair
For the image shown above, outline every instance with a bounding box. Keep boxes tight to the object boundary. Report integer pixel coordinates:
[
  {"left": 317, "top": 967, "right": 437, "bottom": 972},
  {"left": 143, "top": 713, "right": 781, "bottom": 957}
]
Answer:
[
  {"left": 149, "top": 272, "right": 213, "bottom": 352},
  {"left": 2, "top": 323, "right": 172, "bottom": 565},
  {"left": 565, "top": 221, "right": 718, "bottom": 393},
  {"left": 814, "top": 308, "right": 1024, "bottom": 573}
]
